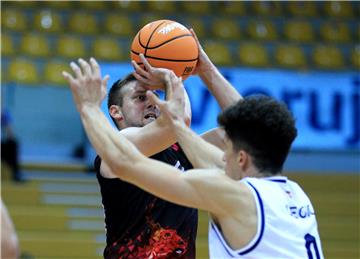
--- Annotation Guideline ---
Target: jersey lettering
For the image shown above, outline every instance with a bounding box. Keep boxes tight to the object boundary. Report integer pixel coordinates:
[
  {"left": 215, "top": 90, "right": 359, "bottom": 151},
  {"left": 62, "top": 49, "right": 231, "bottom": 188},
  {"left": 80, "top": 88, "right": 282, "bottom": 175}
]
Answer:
[{"left": 287, "top": 204, "right": 315, "bottom": 219}]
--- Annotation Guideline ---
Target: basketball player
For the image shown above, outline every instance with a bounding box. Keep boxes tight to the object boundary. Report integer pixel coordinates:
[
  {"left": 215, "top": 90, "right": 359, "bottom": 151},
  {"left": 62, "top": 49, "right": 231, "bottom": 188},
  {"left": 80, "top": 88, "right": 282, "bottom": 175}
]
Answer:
[
  {"left": 92, "top": 71, "right": 197, "bottom": 258},
  {"left": 63, "top": 34, "right": 241, "bottom": 258},
  {"left": 65, "top": 56, "right": 324, "bottom": 258}
]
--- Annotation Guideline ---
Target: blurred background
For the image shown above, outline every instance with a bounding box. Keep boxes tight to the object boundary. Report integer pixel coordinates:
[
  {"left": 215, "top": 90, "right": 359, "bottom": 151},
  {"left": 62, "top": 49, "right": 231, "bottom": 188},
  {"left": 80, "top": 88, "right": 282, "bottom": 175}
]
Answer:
[{"left": 1, "top": 1, "right": 359, "bottom": 258}]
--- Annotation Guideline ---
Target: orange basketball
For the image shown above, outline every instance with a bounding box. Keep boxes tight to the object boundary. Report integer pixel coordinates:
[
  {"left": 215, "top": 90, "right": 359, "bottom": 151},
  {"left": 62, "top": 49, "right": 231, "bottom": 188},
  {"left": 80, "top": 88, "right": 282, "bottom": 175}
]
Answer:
[{"left": 131, "top": 20, "right": 199, "bottom": 80}]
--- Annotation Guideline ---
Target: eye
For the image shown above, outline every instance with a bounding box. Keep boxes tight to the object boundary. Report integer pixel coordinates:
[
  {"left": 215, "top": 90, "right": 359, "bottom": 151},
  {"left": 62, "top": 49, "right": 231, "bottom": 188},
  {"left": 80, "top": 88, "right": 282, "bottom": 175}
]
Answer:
[{"left": 137, "top": 95, "right": 146, "bottom": 101}]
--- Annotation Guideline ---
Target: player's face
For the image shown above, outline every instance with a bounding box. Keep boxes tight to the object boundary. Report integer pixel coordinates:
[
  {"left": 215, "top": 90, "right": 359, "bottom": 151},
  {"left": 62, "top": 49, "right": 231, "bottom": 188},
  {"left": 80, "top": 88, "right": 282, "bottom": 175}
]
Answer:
[{"left": 120, "top": 81, "right": 160, "bottom": 128}]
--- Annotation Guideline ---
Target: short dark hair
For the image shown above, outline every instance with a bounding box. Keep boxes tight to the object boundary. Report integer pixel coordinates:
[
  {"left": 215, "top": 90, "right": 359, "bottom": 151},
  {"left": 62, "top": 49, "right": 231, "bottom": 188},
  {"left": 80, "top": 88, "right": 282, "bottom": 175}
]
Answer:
[
  {"left": 218, "top": 95, "right": 297, "bottom": 175},
  {"left": 108, "top": 73, "right": 136, "bottom": 109},
  {"left": 107, "top": 73, "right": 136, "bottom": 126}
]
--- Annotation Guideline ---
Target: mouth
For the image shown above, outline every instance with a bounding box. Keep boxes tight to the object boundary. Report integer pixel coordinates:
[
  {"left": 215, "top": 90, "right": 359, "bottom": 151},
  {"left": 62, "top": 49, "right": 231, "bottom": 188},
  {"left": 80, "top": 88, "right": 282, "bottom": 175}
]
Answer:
[{"left": 144, "top": 112, "right": 158, "bottom": 120}]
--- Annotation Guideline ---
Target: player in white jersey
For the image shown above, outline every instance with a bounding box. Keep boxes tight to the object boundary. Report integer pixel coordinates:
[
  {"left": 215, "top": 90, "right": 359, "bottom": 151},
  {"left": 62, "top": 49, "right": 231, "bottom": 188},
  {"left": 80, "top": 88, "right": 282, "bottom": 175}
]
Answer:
[
  {"left": 65, "top": 55, "right": 323, "bottom": 258},
  {"left": 209, "top": 176, "right": 323, "bottom": 258}
]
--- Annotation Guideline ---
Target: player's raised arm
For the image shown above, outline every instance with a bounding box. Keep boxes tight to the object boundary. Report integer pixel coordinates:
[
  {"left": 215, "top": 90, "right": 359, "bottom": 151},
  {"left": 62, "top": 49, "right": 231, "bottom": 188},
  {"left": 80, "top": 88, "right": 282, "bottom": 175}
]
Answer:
[
  {"left": 191, "top": 29, "right": 244, "bottom": 149},
  {"left": 134, "top": 55, "right": 225, "bottom": 169},
  {"left": 191, "top": 29, "right": 242, "bottom": 110}
]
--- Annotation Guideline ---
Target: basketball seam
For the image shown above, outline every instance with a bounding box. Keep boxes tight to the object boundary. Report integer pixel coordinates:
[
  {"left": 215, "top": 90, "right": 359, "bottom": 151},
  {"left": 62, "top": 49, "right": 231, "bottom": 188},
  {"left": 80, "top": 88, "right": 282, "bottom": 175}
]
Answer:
[
  {"left": 145, "top": 34, "right": 194, "bottom": 49},
  {"left": 138, "top": 31, "right": 147, "bottom": 49},
  {"left": 144, "top": 21, "right": 168, "bottom": 56},
  {"left": 131, "top": 50, "right": 198, "bottom": 62}
]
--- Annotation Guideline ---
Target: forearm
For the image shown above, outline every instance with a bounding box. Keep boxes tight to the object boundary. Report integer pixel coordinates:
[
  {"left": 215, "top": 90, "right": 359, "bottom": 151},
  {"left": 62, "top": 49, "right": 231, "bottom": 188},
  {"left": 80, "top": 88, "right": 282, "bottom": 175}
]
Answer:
[
  {"left": 173, "top": 120, "right": 224, "bottom": 169},
  {"left": 126, "top": 87, "right": 191, "bottom": 157},
  {"left": 80, "top": 105, "right": 142, "bottom": 174},
  {"left": 183, "top": 87, "right": 192, "bottom": 126},
  {"left": 199, "top": 62, "right": 242, "bottom": 109},
  {"left": 121, "top": 119, "right": 176, "bottom": 157}
]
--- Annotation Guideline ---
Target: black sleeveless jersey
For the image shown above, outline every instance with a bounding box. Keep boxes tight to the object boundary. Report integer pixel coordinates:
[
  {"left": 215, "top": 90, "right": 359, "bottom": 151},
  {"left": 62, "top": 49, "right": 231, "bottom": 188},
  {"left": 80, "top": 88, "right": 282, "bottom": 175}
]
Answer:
[{"left": 94, "top": 143, "right": 198, "bottom": 259}]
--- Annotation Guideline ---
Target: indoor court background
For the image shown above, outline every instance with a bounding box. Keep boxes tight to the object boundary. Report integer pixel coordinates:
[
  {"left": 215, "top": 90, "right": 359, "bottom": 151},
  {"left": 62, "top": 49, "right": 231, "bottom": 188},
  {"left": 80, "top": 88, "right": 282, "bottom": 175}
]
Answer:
[{"left": 1, "top": 1, "right": 359, "bottom": 259}]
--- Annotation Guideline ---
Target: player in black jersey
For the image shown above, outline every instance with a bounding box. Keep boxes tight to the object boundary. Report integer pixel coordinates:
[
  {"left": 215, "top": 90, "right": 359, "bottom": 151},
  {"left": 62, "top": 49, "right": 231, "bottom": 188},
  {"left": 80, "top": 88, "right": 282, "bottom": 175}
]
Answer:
[
  {"left": 63, "top": 30, "right": 241, "bottom": 259},
  {"left": 93, "top": 70, "right": 197, "bottom": 258}
]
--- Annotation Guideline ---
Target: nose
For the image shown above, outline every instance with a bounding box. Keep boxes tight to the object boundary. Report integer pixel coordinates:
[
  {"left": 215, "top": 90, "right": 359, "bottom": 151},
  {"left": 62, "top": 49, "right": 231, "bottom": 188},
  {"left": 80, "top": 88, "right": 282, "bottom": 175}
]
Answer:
[
  {"left": 146, "top": 96, "right": 158, "bottom": 110},
  {"left": 146, "top": 102, "right": 154, "bottom": 109},
  {"left": 146, "top": 101, "right": 158, "bottom": 111},
  {"left": 222, "top": 154, "right": 226, "bottom": 162}
]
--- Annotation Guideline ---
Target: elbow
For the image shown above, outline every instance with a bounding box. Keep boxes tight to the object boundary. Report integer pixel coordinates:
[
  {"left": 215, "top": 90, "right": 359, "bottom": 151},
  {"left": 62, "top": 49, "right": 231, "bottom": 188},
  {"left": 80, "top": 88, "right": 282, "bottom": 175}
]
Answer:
[
  {"left": 101, "top": 150, "right": 134, "bottom": 180},
  {"left": 108, "top": 156, "right": 142, "bottom": 181},
  {"left": 184, "top": 108, "right": 192, "bottom": 127},
  {"left": 109, "top": 162, "right": 129, "bottom": 180},
  {"left": 184, "top": 116, "right": 191, "bottom": 127}
]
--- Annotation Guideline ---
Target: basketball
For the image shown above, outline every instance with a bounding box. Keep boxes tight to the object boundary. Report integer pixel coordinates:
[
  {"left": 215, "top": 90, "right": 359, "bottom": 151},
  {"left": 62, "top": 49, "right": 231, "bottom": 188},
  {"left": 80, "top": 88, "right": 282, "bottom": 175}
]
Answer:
[{"left": 131, "top": 20, "right": 199, "bottom": 80}]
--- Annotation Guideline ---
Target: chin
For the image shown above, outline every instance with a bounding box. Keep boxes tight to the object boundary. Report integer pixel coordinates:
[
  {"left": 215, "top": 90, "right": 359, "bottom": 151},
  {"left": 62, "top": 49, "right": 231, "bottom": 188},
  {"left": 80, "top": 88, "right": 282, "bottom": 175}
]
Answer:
[{"left": 143, "top": 118, "right": 156, "bottom": 125}]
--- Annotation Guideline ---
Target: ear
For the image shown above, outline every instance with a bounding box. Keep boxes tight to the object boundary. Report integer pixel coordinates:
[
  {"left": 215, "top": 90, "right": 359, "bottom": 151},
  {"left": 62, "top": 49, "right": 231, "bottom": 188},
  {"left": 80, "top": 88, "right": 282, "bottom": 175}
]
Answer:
[
  {"left": 237, "top": 150, "right": 250, "bottom": 170},
  {"left": 109, "top": 105, "right": 123, "bottom": 122}
]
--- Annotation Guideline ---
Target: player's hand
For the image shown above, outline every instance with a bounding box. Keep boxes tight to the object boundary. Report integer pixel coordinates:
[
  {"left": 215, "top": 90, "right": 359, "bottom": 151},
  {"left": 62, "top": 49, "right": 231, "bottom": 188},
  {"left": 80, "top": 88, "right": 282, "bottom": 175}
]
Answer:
[
  {"left": 132, "top": 54, "right": 176, "bottom": 90},
  {"left": 146, "top": 72, "right": 186, "bottom": 127},
  {"left": 190, "top": 28, "right": 212, "bottom": 76},
  {"left": 62, "top": 58, "right": 110, "bottom": 112}
]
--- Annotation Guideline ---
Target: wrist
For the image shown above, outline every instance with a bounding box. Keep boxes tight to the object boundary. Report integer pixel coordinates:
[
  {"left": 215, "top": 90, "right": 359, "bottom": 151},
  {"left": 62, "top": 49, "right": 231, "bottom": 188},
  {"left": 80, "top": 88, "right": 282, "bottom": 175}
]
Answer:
[
  {"left": 79, "top": 103, "right": 100, "bottom": 115},
  {"left": 198, "top": 61, "right": 216, "bottom": 78},
  {"left": 172, "top": 117, "right": 187, "bottom": 129}
]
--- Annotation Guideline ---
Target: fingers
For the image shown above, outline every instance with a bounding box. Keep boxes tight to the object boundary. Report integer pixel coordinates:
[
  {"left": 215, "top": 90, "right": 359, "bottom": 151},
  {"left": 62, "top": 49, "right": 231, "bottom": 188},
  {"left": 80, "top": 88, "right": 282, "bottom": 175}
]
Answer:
[
  {"left": 164, "top": 69, "right": 176, "bottom": 80},
  {"left": 69, "top": 58, "right": 101, "bottom": 79},
  {"left": 132, "top": 70, "right": 152, "bottom": 85},
  {"left": 70, "top": 62, "right": 83, "bottom": 79},
  {"left": 78, "top": 58, "right": 92, "bottom": 76},
  {"left": 166, "top": 75, "right": 185, "bottom": 103},
  {"left": 90, "top": 57, "right": 101, "bottom": 78},
  {"left": 102, "top": 74, "right": 110, "bottom": 85},
  {"left": 147, "top": 90, "right": 165, "bottom": 109},
  {"left": 62, "top": 71, "right": 75, "bottom": 84},
  {"left": 163, "top": 74, "right": 174, "bottom": 101},
  {"left": 102, "top": 74, "right": 110, "bottom": 91},
  {"left": 168, "top": 74, "right": 182, "bottom": 89},
  {"left": 139, "top": 53, "right": 153, "bottom": 73},
  {"left": 132, "top": 60, "right": 150, "bottom": 79}
]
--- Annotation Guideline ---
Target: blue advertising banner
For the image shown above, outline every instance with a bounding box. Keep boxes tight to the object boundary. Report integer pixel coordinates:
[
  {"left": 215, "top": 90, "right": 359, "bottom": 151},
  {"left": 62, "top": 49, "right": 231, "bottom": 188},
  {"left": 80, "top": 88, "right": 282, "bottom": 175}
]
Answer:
[{"left": 101, "top": 63, "right": 360, "bottom": 150}]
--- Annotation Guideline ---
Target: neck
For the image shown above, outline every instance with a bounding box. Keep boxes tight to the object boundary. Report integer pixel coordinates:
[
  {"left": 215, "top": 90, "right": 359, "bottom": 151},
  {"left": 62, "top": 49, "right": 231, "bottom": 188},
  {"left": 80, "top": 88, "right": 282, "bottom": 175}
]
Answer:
[
  {"left": 253, "top": 171, "right": 281, "bottom": 178},
  {"left": 244, "top": 167, "right": 280, "bottom": 178}
]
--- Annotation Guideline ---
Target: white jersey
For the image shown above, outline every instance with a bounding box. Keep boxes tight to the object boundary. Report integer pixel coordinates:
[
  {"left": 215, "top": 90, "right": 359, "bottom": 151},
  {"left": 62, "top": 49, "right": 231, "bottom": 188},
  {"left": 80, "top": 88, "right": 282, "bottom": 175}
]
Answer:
[{"left": 208, "top": 176, "right": 323, "bottom": 259}]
